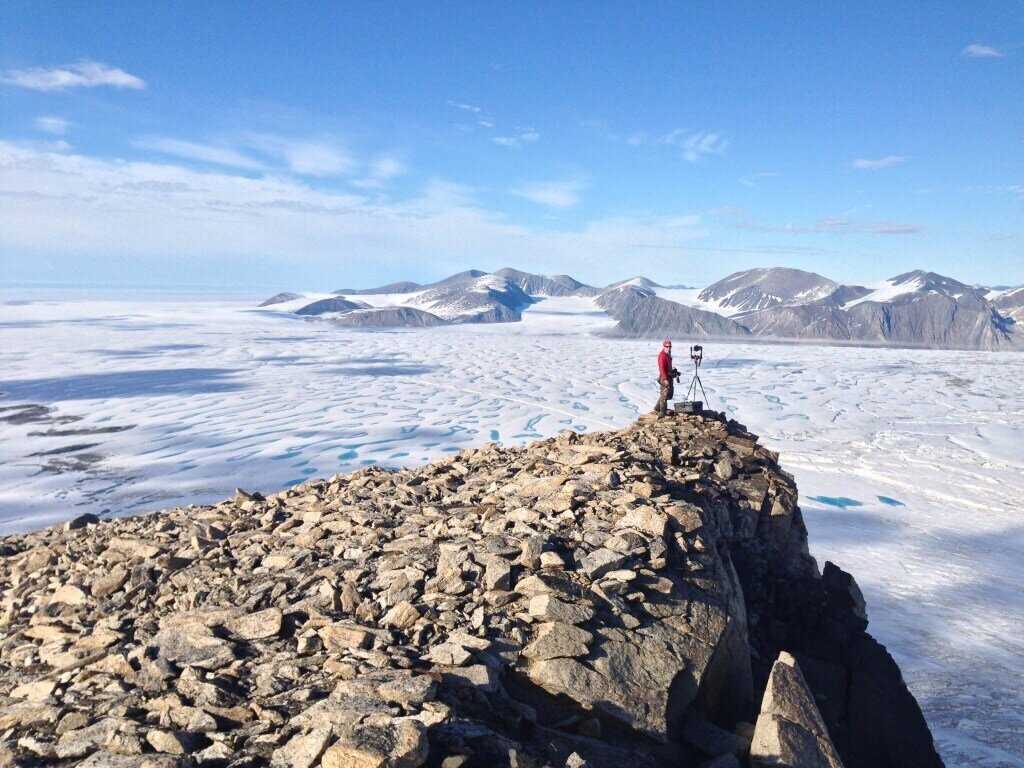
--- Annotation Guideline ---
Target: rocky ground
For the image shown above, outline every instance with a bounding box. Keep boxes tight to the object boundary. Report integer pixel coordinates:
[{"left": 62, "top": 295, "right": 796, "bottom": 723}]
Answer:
[{"left": 0, "top": 412, "right": 944, "bottom": 767}]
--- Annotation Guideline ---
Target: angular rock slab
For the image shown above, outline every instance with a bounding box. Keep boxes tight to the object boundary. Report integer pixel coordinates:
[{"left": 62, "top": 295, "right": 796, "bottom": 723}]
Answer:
[{"left": 750, "top": 652, "right": 844, "bottom": 768}]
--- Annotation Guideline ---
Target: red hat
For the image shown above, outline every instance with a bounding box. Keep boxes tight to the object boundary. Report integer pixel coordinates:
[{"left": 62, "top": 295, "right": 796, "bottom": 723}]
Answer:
[{"left": 663, "top": 339, "right": 672, "bottom": 347}]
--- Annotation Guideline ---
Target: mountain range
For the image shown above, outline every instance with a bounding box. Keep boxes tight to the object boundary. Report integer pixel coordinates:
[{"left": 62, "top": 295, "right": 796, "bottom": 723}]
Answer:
[{"left": 259, "top": 266, "right": 1023, "bottom": 350}]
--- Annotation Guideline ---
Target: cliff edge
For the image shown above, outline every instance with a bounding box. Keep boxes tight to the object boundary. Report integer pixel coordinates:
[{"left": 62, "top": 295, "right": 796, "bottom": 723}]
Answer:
[{"left": 0, "top": 412, "right": 943, "bottom": 767}]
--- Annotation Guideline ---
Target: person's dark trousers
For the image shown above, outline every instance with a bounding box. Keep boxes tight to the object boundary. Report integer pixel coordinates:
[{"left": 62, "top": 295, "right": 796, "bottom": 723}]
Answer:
[{"left": 655, "top": 377, "right": 674, "bottom": 416}]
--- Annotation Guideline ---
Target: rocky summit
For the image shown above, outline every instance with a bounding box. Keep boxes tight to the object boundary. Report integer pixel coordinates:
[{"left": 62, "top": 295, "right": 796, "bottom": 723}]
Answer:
[{"left": 0, "top": 412, "right": 944, "bottom": 768}]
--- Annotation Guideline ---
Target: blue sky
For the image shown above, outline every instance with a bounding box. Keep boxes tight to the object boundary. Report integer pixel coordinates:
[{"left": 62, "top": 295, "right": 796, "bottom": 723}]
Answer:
[{"left": 1, "top": 1, "right": 1021, "bottom": 290}]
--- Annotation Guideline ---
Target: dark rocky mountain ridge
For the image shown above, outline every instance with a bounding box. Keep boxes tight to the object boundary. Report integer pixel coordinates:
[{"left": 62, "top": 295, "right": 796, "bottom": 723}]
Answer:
[
  {"left": 596, "top": 284, "right": 751, "bottom": 339},
  {"left": 261, "top": 266, "right": 1021, "bottom": 349}
]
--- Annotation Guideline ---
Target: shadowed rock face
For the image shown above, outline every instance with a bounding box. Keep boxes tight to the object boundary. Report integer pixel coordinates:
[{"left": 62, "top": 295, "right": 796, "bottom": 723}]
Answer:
[
  {"left": 0, "top": 413, "right": 942, "bottom": 767},
  {"left": 329, "top": 307, "right": 447, "bottom": 328},
  {"left": 745, "top": 282, "right": 1018, "bottom": 350},
  {"left": 596, "top": 284, "right": 752, "bottom": 338}
]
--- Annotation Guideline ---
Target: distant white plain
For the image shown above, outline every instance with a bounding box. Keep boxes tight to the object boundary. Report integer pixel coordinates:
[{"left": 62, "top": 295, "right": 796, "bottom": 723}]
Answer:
[{"left": 1, "top": 293, "right": 1022, "bottom": 766}]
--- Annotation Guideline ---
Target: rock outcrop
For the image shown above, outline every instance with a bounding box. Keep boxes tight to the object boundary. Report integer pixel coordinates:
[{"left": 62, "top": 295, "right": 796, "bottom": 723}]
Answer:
[{"left": 0, "top": 413, "right": 943, "bottom": 767}]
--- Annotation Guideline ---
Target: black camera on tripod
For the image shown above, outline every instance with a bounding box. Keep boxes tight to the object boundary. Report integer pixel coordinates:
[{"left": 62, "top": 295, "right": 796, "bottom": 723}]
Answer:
[{"left": 675, "top": 344, "right": 710, "bottom": 415}]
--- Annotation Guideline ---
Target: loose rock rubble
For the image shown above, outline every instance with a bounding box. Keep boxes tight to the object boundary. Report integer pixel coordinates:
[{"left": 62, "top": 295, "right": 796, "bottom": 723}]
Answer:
[{"left": 0, "top": 412, "right": 943, "bottom": 768}]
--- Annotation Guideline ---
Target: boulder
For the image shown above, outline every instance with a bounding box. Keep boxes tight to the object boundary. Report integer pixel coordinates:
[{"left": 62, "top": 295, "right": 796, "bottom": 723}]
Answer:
[
  {"left": 272, "top": 727, "right": 333, "bottom": 768},
  {"left": 321, "top": 719, "right": 428, "bottom": 768}
]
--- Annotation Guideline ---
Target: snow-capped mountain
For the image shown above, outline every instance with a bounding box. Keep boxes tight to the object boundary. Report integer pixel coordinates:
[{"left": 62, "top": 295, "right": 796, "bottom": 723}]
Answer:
[
  {"left": 260, "top": 266, "right": 1022, "bottom": 349},
  {"left": 697, "top": 267, "right": 838, "bottom": 316},
  {"left": 410, "top": 273, "right": 531, "bottom": 322},
  {"left": 992, "top": 286, "right": 1024, "bottom": 323},
  {"left": 494, "top": 267, "right": 600, "bottom": 297},
  {"left": 605, "top": 275, "right": 663, "bottom": 290},
  {"left": 744, "top": 270, "right": 1017, "bottom": 349},
  {"left": 273, "top": 271, "right": 532, "bottom": 325}
]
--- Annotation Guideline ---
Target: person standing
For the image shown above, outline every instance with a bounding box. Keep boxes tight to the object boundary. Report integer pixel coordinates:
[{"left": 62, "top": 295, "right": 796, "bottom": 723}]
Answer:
[{"left": 655, "top": 339, "right": 679, "bottom": 417}]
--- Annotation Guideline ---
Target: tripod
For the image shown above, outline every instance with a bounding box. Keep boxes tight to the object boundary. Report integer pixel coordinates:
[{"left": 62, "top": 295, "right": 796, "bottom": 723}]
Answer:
[{"left": 684, "top": 345, "right": 709, "bottom": 405}]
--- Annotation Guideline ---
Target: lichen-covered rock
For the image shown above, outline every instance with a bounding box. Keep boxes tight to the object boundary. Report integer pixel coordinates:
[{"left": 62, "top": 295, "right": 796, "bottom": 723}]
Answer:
[{"left": 0, "top": 411, "right": 942, "bottom": 768}]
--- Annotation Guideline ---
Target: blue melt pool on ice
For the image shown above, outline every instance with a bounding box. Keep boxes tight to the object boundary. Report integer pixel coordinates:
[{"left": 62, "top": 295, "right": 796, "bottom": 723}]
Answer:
[
  {"left": 809, "top": 496, "right": 863, "bottom": 509},
  {"left": 877, "top": 496, "right": 905, "bottom": 506}
]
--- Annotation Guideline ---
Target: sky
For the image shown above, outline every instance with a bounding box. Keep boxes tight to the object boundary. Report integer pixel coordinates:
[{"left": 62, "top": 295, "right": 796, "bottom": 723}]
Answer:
[{"left": 0, "top": 1, "right": 1021, "bottom": 291}]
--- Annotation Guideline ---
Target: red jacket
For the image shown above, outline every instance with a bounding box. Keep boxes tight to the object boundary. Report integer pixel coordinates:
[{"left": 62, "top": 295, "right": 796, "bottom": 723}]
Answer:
[{"left": 658, "top": 350, "right": 673, "bottom": 381}]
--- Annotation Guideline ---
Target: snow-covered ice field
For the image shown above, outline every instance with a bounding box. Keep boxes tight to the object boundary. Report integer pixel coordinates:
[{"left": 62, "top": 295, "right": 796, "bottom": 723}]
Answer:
[{"left": 1, "top": 291, "right": 1022, "bottom": 766}]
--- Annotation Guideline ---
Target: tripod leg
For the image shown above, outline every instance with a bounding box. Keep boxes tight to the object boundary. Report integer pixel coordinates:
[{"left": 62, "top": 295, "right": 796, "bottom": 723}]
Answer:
[{"left": 695, "top": 374, "right": 709, "bottom": 405}]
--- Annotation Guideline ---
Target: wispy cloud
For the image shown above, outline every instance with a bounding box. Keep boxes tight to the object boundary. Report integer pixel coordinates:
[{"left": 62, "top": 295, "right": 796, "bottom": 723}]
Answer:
[
  {"left": 663, "top": 130, "right": 728, "bottom": 162},
  {"left": 7, "top": 138, "right": 72, "bottom": 153},
  {"left": 0, "top": 141, "right": 706, "bottom": 276},
  {"left": 248, "top": 136, "right": 355, "bottom": 177},
  {"left": 511, "top": 179, "right": 586, "bottom": 209},
  {"left": 133, "top": 137, "right": 265, "bottom": 171},
  {"left": 352, "top": 155, "right": 407, "bottom": 188},
  {"left": 34, "top": 116, "right": 70, "bottom": 135},
  {"left": 868, "top": 221, "right": 922, "bottom": 235},
  {"left": 1, "top": 60, "right": 145, "bottom": 91},
  {"left": 852, "top": 155, "right": 909, "bottom": 170},
  {"left": 136, "top": 133, "right": 359, "bottom": 177},
  {"left": 492, "top": 131, "right": 540, "bottom": 149},
  {"left": 726, "top": 209, "right": 922, "bottom": 236},
  {"left": 447, "top": 100, "right": 482, "bottom": 113},
  {"left": 961, "top": 43, "right": 1005, "bottom": 59}
]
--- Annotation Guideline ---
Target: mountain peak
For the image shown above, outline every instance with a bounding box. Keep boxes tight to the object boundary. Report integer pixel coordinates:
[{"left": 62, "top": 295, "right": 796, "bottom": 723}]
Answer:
[
  {"left": 699, "top": 267, "right": 836, "bottom": 314},
  {"left": 888, "top": 270, "right": 973, "bottom": 295}
]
